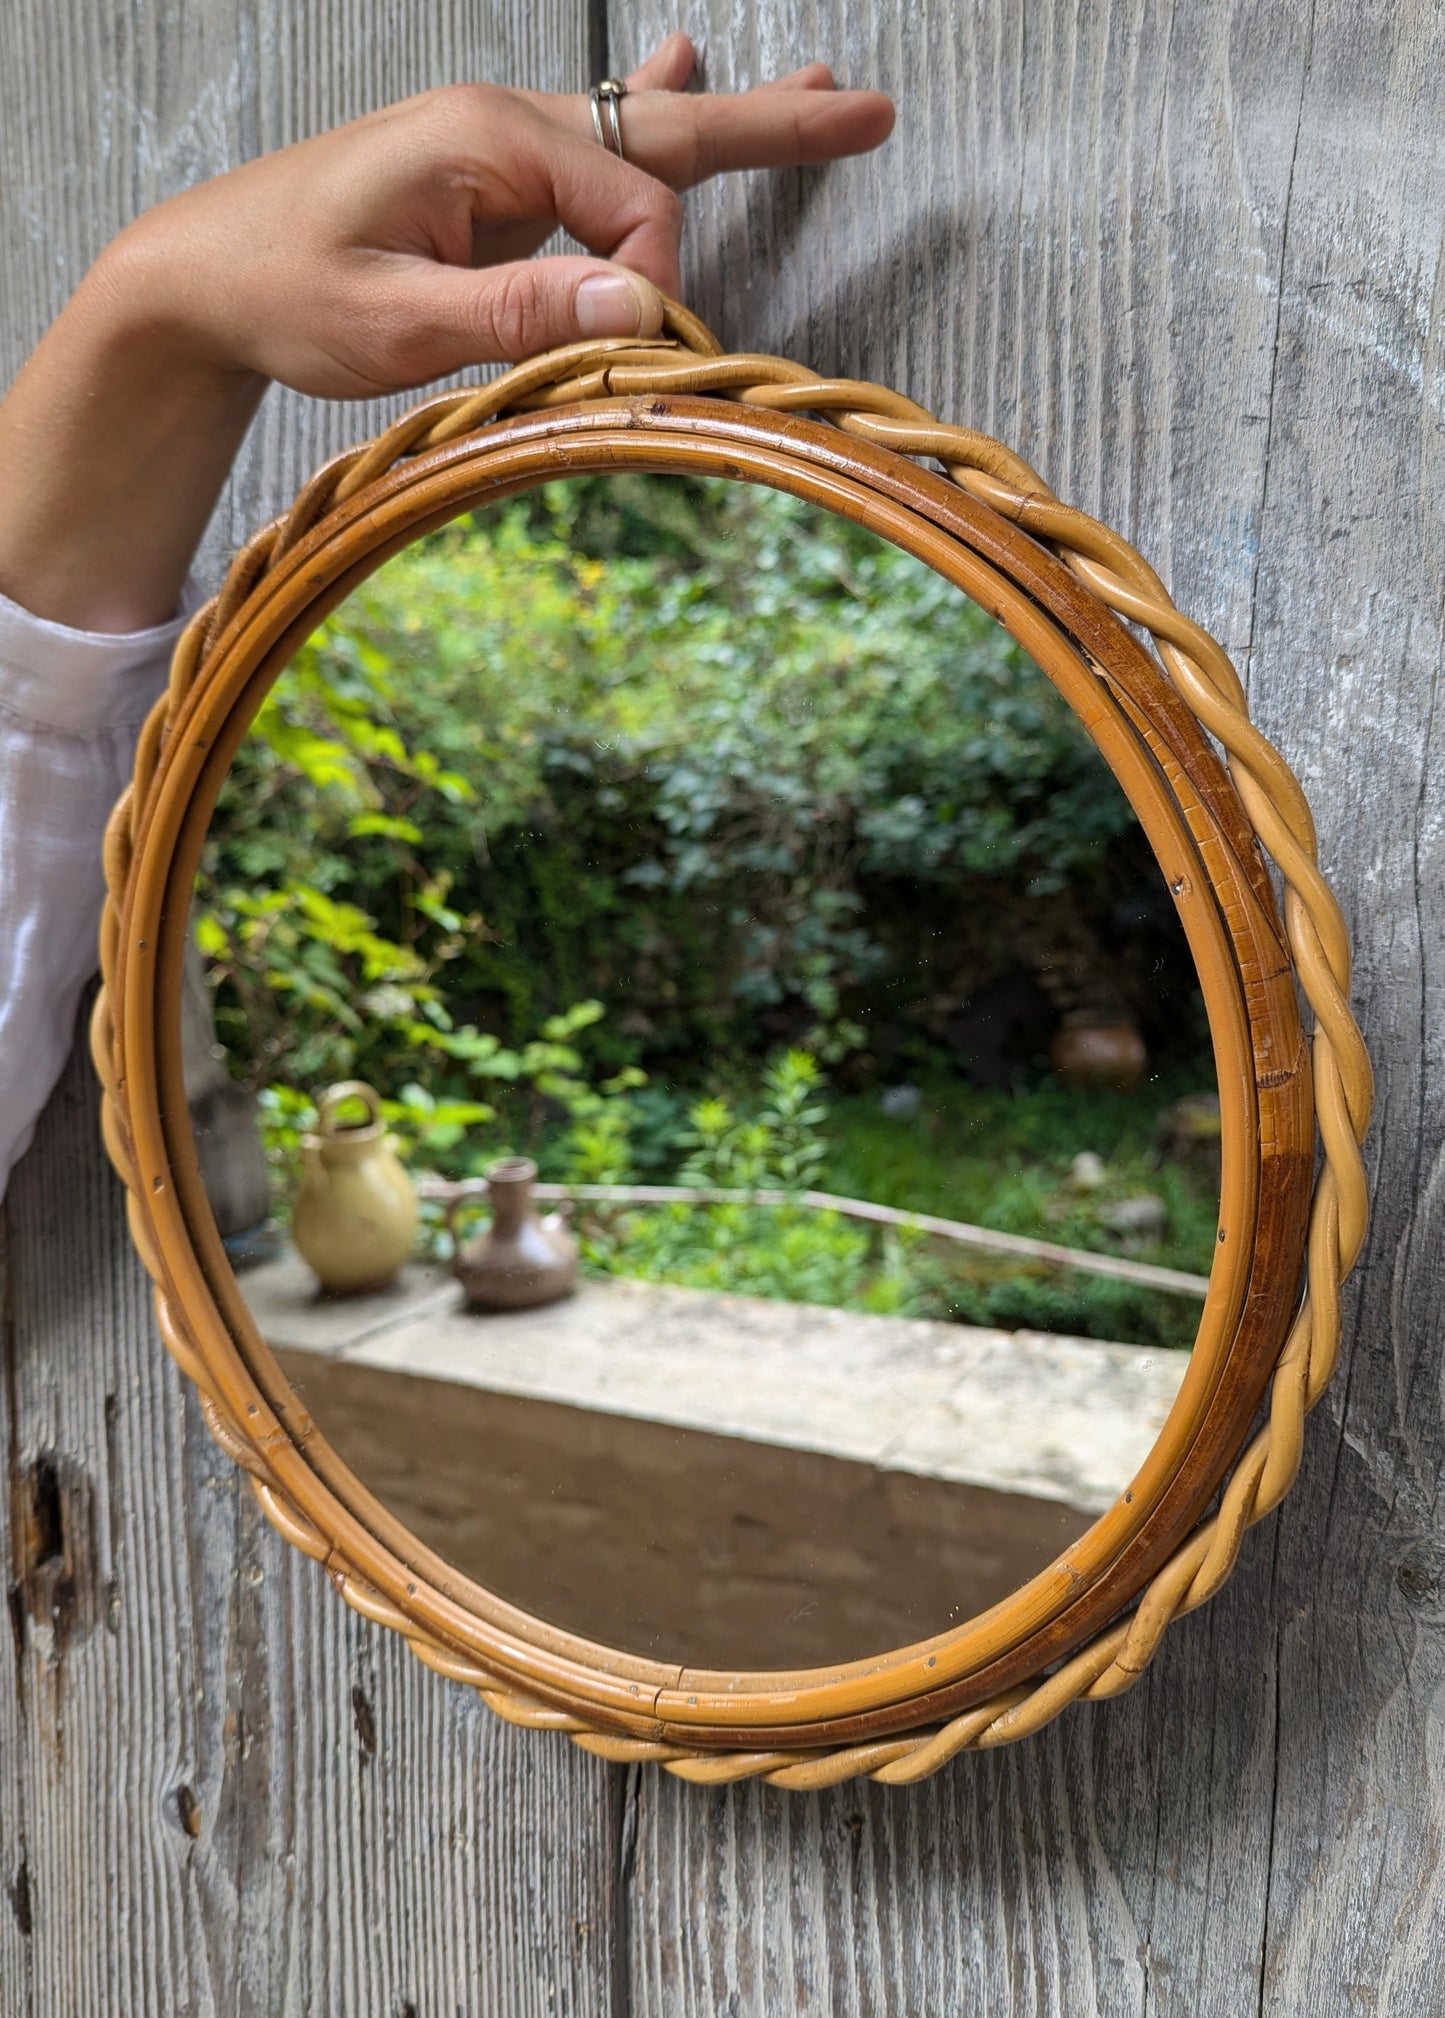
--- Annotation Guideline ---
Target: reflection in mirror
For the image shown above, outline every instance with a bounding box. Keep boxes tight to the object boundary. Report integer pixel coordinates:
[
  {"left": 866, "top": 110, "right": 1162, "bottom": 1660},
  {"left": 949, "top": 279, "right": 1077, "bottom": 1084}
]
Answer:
[{"left": 187, "top": 475, "right": 1219, "bottom": 1671}]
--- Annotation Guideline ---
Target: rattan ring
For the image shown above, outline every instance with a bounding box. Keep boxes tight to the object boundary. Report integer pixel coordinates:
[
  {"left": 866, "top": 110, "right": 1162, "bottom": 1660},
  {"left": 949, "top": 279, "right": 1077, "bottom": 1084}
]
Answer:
[{"left": 93, "top": 303, "right": 1372, "bottom": 1787}]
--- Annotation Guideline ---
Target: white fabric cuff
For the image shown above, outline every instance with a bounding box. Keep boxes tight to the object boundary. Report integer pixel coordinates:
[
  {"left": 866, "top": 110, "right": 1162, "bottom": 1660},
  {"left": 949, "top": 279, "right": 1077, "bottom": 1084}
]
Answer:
[{"left": 0, "top": 578, "right": 205, "bottom": 735}]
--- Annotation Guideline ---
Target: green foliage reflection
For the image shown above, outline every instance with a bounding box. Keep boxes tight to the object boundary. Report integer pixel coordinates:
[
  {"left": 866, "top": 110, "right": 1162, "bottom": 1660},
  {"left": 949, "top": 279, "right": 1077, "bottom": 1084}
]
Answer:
[{"left": 197, "top": 474, "right": 1213, "bottom": 1345}]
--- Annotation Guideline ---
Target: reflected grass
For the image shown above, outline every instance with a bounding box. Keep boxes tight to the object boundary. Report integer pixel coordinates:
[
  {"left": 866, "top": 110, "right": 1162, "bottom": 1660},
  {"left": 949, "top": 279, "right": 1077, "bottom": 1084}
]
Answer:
[
  {"left": 554, "top": 1069, "right": 1219, "bottom": 1354},
  {"left": 819, "top": 1071, "right": 1218, "bottom": 1349}
]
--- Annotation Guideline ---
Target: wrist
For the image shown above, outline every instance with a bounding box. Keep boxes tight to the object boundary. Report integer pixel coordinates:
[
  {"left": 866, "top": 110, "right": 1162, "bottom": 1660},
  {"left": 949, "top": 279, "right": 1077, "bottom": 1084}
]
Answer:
[
  {"left": 0, "top": 224, "right": 266, "bottom": 633},
  {"left": 87, "top": 215, "right": 268, "bottom": 403}
]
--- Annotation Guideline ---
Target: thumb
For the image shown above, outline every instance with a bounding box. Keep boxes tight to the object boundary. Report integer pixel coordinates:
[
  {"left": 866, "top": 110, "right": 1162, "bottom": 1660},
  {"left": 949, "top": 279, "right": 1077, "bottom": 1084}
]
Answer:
[{"left": 397, "top": 255, "right": 666, "bottom": 377}]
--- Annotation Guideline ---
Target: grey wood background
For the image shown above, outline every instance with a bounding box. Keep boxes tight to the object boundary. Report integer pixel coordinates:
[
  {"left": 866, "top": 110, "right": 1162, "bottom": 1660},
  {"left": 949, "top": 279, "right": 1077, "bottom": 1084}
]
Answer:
[{"left": 1, "top": 0, "right": 1440, "bottom": 2009}]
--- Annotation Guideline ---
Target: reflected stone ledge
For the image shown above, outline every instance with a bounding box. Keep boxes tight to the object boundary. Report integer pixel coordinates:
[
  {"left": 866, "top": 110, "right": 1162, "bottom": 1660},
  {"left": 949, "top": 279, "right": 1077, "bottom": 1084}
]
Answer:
[{"left": 240, "top": 1248, "right": 1187, "bottom": 1518}]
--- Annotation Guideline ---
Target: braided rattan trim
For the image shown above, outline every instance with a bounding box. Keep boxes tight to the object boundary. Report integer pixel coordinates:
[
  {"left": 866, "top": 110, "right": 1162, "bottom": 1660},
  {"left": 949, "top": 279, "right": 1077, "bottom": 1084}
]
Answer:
[{"left": 93, "top": 306, "right": 1372, "bottom": 1787}]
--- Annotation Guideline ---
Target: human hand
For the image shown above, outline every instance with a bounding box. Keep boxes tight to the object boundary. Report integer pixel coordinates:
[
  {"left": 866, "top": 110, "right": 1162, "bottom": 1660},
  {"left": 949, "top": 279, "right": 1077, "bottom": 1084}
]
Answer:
[
  {"left": 103, "top": 34, "right": 894, "bottom": 397},
  {"left": 0, "top": 35, "right": 892, "bottom": 631}
]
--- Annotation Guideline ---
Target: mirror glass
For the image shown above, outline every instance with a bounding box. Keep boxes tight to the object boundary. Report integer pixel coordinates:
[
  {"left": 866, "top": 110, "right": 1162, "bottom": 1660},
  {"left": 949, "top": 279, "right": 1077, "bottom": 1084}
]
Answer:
[{"left": 186, "top": 474, "right": 1220, "bottom": 1671}]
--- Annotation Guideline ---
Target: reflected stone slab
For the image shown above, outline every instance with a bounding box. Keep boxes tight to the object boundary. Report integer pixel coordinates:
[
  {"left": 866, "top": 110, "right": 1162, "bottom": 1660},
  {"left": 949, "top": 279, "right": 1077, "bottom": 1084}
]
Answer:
[
  {"left": 237, "top": 1247, "right": 457, "bottom": 1352},
  {"left": 244, "top": 1248, "right": 1187, "bottom": 1516}
]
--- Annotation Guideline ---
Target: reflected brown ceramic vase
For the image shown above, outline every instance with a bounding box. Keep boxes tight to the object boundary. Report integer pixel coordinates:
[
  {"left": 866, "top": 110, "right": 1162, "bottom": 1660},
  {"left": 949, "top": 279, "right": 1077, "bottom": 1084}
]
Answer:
[
  {"left": 291, "top": 1081, "right": 418, "bottom": 1295},
  {"left": 452, "top": 1157, "right": 579, "bottom": 1312},
  {"left": 1049, "top": 1015, "right": 1149, "bottom": 1091}
]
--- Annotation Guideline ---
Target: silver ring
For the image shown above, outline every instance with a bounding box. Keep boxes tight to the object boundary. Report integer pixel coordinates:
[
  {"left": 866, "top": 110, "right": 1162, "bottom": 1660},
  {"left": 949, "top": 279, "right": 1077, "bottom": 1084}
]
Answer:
[{"left": 589, "top": 77, "right": 628, "bottom": 160}]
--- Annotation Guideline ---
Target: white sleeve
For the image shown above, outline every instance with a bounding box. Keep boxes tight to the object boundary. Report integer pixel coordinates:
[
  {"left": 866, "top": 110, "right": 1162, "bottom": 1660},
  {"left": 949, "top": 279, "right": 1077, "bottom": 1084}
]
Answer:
[{"left": 0, "top": 583, "right": 202, "bottom": 1200}]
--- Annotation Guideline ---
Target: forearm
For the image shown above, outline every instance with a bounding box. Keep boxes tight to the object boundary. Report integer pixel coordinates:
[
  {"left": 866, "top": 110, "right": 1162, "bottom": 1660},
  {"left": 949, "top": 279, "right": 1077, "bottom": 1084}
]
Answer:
[
  {"left": 0, "top": 234, "right": 264, "bottom": 634},
  {"left": 0, "top": 58, "right": 891, "bottom": 640}
]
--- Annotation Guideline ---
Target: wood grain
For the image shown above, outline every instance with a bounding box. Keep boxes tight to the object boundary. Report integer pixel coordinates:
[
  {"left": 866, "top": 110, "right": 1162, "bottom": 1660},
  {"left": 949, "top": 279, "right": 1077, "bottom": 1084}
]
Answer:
[
  {"left": 2, "top": 0, "right": 1442, "bottom": 2009},
  {"left": 0, "top": 7, "right": 626, "bottom": 2015},
  {"left": 1, "top": 1009, "right": 625, "bottom": 2015},
  {"left": 604, "top": 0, "right": 1445, "bottom": 2008}
]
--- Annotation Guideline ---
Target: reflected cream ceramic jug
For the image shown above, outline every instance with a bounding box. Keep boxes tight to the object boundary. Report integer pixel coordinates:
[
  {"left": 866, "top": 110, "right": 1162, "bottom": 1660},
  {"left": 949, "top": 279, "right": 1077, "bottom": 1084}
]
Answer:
[{"left": 291, "top": 1081, "right": 418, "bottom": 1295}]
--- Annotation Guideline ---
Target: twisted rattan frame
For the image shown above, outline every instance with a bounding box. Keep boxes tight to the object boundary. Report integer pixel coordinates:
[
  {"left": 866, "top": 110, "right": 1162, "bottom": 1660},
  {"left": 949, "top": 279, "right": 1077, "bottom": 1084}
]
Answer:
[{"left": 93, "top": 306, "right": 1371, "bottom": 1788}]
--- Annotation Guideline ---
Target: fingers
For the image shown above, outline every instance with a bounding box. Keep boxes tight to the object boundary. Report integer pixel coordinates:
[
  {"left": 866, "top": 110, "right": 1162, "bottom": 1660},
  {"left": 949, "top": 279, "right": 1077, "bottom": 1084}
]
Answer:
[
  {"left": 511, "top": 117, "right": 688, "bottom": 292},
  {"left": 619, "top": 35, "right": 836, "bottom": 98},
  {"left": 623, "top": 32, "right": 697, "bottom": 94},
  {"left": 378, "top": 254, "right": 665, "bottom": 382},
  {"left": 559, "top": 76, "right": 894, "bottom": 190},
  {"left": 754, "top": 62, "right": 838, "bottom": 93},
  {"left": 635, "top": 83, "right": 894, "bottom": 188}
]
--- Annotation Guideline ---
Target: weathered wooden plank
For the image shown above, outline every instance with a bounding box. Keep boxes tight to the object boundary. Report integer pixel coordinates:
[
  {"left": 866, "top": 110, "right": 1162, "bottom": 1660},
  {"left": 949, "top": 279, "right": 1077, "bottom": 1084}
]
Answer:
[
  {"left": 1236, "top": 0, "right": 1445, "bottom": 2005},
  {"left": 4, "top": 0, "right": 1444, "bottom": 2011},
  {"left": 608, "top": 0, "right": 1445, "bottom": 2011},
  {"left": 0, "top": 2, "right": 626, "bottom": 2010},
  {"left": 0, "top": 1004, "right": 625, "bottom": 2016}
]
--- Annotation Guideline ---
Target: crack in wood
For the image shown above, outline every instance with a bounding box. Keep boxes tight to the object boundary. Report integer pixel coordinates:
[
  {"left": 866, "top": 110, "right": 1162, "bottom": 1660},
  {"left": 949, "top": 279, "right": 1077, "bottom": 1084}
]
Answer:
[
  {"left": 351, "top": 1683, "right": 378, "bottom": 1764},
  {"left": 8, "top": 1452, "right": 100, "bottom": 1661},
  {"left": 5, "top": 1857, "right": 31, "bottom": 1939}
]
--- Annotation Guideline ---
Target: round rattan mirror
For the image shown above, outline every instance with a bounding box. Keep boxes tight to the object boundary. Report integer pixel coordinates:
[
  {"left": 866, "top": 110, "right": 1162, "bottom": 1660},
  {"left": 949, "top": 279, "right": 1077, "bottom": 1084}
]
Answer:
[{"left": 95, "top": 307, "right": 1371, "bottom": 1787}]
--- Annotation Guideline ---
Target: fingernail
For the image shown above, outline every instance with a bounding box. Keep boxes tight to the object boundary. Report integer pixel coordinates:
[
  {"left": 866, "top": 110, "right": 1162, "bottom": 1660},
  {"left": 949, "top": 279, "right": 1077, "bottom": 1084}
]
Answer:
[{"left": 576, "top": 272, "right": 659, "bottom": 337}]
